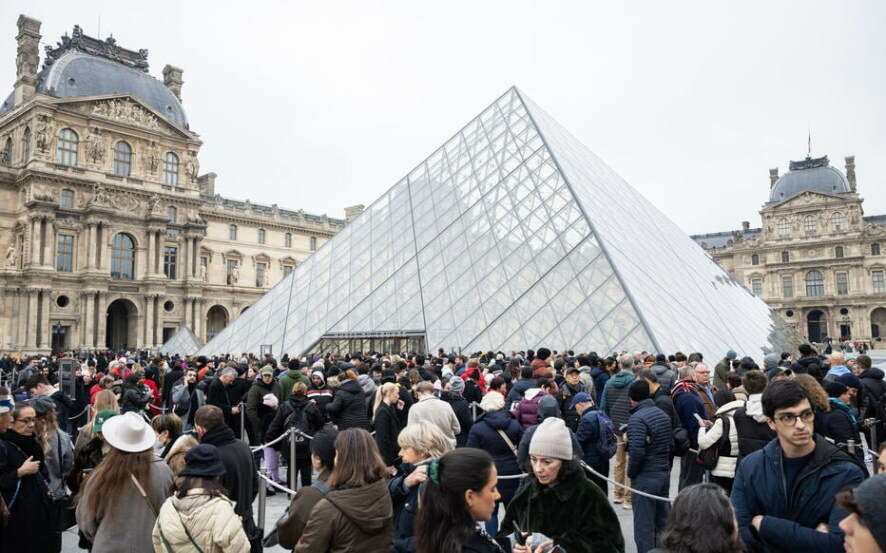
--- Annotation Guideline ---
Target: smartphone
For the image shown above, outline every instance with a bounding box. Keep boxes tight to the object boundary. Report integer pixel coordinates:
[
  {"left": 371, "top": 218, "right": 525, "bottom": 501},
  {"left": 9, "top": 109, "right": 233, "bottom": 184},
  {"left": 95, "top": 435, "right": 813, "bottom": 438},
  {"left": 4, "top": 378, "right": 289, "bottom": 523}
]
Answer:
[
  {"left": 693, "top": 413, "right": 705, "bottom": 424},
  {"left": 513, "top": 522, "right": 526, "bottom": 545}
]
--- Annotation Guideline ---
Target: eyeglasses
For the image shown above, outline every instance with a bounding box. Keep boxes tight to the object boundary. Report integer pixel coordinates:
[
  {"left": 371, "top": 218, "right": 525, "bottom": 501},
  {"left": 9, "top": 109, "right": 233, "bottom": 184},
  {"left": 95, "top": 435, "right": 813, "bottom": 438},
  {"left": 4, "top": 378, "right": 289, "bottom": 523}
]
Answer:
[
  {"left": 774, "top": 409, "right": 815, "bottom": 426},
  {"left": 16, "top": 417, "right": 36, "bottom": 424}
]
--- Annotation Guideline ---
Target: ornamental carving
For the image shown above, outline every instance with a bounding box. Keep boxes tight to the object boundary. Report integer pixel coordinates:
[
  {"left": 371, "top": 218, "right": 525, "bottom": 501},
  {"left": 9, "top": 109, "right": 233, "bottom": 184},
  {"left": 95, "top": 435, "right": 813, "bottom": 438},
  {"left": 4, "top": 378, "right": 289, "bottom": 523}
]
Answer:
[
  {"left": 83, "top": 129, "right": 107, "bottom": 164},
  {"left": 141, "top": 141, "right": 161, "bottom": 173},
  {"left": 34, "top": 115, "right": 53, "bottom": 153},
  {"left": 109, "top": 191, "right": 142, "bottom": 213},
  {"left": 87, "top": 99, "right": 162, "bottom": 131},
  {"left": 186, "top": 152, "right": 200, "bottom": 184},
  {"left": 86, "top": 183, "right": 111, "bottom": 207}
]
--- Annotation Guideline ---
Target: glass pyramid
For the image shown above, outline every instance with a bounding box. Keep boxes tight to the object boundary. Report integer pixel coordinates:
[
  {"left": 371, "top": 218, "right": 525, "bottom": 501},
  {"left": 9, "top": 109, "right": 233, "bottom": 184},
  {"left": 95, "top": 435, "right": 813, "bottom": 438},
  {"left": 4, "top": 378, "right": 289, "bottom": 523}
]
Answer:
[
  {"left": 158, "top": 326, "right": 204, "bottom": 356},
  {"left": 198, "top": 87, "right": 797, "bottom": 360}
]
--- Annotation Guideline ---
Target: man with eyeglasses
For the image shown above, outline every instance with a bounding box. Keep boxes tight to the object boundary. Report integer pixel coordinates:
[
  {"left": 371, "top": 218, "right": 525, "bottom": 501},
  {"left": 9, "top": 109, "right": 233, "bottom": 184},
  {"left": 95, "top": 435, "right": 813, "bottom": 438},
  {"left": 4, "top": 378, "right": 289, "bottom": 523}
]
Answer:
[{"left": 731, "top": 380, "right": 866, "bottom": 553}]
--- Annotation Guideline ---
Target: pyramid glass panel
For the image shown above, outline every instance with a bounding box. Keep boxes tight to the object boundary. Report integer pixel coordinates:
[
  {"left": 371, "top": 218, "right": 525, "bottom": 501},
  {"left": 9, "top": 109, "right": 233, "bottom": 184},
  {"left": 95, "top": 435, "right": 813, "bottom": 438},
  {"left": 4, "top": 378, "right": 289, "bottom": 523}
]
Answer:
[
  {"left": 157, "top": 326, "right": 203, "bottom": 356},
  {"left": 199, "top": 87, "right": 798, "bottom": 360}
]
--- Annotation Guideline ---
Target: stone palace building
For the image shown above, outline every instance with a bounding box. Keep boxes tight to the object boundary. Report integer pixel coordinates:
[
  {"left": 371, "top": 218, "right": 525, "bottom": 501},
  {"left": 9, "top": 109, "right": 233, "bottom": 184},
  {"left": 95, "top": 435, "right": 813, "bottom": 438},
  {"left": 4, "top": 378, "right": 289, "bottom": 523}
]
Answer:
[
  {"left": 0, "top": 15, "right": 355, "bottom": 355},
  {"left": 692, "top": 154, "right": 886, "bottom": 345}
]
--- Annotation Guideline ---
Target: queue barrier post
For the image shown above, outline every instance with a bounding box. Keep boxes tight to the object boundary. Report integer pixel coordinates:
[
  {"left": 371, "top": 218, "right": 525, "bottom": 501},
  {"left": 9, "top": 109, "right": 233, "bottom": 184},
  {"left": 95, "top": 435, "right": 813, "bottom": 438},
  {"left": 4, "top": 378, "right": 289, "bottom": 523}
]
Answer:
[
  {"left": 289, "top": 427, "right": 298, "bottom": 493},
  {"left": 240, "top": 402, "right": 247, "bottom": 443},
  {"left": 257, "top": 473, "right": 267, "bottom": 531}
]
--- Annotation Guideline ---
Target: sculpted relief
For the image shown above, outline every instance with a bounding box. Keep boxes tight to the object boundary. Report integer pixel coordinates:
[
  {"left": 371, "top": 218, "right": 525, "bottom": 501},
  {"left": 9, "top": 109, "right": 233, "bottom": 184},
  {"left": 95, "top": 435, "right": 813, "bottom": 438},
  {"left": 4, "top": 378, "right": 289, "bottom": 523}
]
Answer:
[
  {"left": 84, "top": 129, "right": 107, "bottom": 164},
  {"left": 88, "top": 99, "right": 163, "bottom": 131}
]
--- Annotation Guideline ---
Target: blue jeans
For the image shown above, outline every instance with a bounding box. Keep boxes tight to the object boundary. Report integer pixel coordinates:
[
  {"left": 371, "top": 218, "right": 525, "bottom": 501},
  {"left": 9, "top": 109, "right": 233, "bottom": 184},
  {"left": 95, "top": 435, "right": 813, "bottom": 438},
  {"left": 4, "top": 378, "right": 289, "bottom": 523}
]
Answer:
[{"left": 632, "top": 471, "right": 670, "bottom": 553}]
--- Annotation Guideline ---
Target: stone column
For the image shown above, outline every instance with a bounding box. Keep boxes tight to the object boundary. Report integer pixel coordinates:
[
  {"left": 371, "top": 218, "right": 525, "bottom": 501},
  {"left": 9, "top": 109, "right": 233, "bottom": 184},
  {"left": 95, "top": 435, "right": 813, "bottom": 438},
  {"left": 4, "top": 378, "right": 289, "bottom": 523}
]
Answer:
[
  {"left": 146, "top": 231, "right": 154, "bottom": 278},
  {"left": 184, "top": 297, "right": 192, "bottom": 330},
  {"left": 144, "top": 295, "right": 154, "bottom": 349},
  {"left": 95, "top": 292, "right": 107, "bottom": 350},
  {"left": 39, "top": 290, "right": 50, "bottom": 350},
  {"left": 42, "top": 219, "right": 54, "bottom": 269},
  {"left": 83, "top": 292, "right": 95, "bottom": 348},
  {"left": 194, "top": 299, "right": 203, "bottom": 342},
  {"left": 0, "top": 286, "right": 6, "bottom": 349},
  {"left": 16, "top": 290, "right": 27, "bottom": 350},
  {"left": 30, "top": 218, "right": 40, "bottom": 267},
  {"left": 192, "top": 238, "right": 199, "bottom": 278},
  {"left": 181, "top": 238, "right": 189, "bottom": 281},
  {"left": 27, "top": 289, "right": 38, "bottom": 349}
]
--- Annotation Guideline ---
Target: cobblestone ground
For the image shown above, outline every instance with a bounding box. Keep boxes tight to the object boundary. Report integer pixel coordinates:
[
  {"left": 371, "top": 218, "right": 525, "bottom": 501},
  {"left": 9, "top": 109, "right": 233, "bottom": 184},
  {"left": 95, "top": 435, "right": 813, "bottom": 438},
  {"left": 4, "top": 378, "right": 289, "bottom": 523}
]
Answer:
[{"left": 62, "top": 351, "right": 886, "bottom": 553}]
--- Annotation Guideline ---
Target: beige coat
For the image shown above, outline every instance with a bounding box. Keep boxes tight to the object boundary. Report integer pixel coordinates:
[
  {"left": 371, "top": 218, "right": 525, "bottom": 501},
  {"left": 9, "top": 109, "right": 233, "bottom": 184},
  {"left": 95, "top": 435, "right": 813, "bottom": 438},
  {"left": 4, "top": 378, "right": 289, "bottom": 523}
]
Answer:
[
  {"left": 407, "top": 395, "right": 461, "bottom": 448},
  {"left": 152, "top": 490, "right": 250, "bottom": 553}
]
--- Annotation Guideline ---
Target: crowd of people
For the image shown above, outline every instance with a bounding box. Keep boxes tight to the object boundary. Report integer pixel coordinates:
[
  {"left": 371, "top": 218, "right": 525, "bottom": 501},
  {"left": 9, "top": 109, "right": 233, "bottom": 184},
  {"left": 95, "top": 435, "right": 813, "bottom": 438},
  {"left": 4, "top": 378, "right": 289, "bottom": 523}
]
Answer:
[{"left": 0, "top": 344, "right": 885, "bottom": 553}]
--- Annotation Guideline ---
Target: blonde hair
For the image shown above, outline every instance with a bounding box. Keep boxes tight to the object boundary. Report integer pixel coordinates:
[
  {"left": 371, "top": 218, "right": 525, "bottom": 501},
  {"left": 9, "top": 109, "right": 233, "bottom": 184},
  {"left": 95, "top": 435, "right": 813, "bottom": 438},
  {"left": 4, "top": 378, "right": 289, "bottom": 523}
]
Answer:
[
  {"left": 397, "top": 421, "right": 452, "bottom": 460},
  {"left": 90, "top": 389, "right": 119, "bottom": 423},
  {"left": 373, "top": 382, "right": 399, "bottom": 420}
]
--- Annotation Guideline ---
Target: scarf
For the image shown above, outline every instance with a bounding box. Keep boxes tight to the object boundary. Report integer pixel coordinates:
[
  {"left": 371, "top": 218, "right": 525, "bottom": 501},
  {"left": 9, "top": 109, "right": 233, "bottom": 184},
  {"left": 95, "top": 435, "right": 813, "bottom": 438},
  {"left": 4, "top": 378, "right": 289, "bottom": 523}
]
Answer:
[
  {"left": 829, "top": 398, "right": 858, "bottom": 426},
  {"left": 670, "top": 379, "right": 699, "bottom": 399}
]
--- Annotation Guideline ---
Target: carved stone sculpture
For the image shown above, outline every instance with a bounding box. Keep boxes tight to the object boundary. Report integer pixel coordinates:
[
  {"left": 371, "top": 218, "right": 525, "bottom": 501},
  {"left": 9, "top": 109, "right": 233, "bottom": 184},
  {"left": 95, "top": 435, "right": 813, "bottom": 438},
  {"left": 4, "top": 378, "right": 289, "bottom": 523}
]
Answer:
[
  {"left": 88, "top": 183, "right": 110, "bottom": 206},
  {"left": 84, "top": 130, "right": 106, "bottom": 164},
  {"left": 146, "top": 194, "right": 161, "bottom": 215},
  {"left": 142, "top": 142, "right": 160, "bottom": 174},
  {"left": 5, "top": 245, "right": 16, "bottom": 267},
  {"left": 230, "top": 265, "right": 240, "bottom": 284},
  {"left": 186, "top": 153, "right": 199, "bottom": 184},
  {"left": 199, "top": 263, "right": 207, "bottom": 282},
  {"left": 34, "top": 116, "right": 53, "bottom": 153}
]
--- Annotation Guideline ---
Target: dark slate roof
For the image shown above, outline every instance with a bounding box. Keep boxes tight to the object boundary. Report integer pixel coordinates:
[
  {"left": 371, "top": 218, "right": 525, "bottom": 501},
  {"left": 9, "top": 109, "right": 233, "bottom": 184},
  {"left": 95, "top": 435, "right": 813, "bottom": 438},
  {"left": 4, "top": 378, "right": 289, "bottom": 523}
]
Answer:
[
  {"left": 865, "top": 215, "right": 886, "bottom": 227},
  {"left": 211, "top": 194, "right": 347, "bottom": 227},
  {"left": 0, "top": 26, "right": 187, "bottom": 128},
  {"left": 768, "top": 155, "right": 850, "bottom": 203},
  {"left": 690, "top": 228, "right": 761, "bottom": 250}
]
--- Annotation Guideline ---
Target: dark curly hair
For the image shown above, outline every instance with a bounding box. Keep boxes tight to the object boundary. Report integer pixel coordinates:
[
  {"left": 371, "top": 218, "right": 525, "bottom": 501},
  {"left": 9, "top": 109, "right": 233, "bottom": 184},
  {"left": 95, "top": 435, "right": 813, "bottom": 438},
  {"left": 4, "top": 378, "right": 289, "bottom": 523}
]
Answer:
[{"left": 658, "top": 483, "right": 742, "bottom": 553}]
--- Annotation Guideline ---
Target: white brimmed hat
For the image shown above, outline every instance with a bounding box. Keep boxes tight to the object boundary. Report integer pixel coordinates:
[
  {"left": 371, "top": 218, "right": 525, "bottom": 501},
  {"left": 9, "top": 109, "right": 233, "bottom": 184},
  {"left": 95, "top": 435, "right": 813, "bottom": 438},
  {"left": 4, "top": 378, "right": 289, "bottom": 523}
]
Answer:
[{"left": 101, "top": 411, "right": 155, "bottom": 453}]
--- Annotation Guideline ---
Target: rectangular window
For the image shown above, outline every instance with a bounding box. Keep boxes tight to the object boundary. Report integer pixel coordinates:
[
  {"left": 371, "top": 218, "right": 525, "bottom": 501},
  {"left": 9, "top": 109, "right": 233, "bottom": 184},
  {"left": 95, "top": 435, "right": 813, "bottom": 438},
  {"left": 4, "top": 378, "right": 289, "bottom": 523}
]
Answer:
[
  {"left": 229, "top": 225, "right": 237, "bottom": 241},
  {"left": 751, "top": 277, "right": 763, "bottom": 296},
  {"left": 59, "top": 189, "right": 75, "bottom": 209},
  {"left": 256, "top": 262, "right": 267, "bottom": 287},
  {"left": 55, "top": 235, "right": 74, "bottom": 272},
  {"left": 836, "top": 272, "right": 849, "bottom": 295},
  {"left": 285, "top": 233, "right": 292, "bottom": 248},
  {"left": 283, "top": 265, "right": 293, "bottom": 277},
  {"left": 258, "top": 229, "right": 266, "bottom": 244},
  {"left": 782, "top": 275, "right": 793, "bottom": 298},
  {"left": 309, "top": 236, "right": 317, "bottom": 251},
  {"left": 163, "top": 246, "right": 177, "bottom": 279},
  {"left": 873, "top": 270, "right": 886, "bottom": 293}
]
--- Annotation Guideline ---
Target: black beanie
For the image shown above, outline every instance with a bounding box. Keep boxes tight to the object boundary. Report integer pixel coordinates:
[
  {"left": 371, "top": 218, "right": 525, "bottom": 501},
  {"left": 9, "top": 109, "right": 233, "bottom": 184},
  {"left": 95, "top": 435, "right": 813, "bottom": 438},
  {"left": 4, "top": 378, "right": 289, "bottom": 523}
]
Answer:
[
  {"left": 310, "top": 428, "right": 338, "bottom": 470},
  {"left": 288, "top": 359, "right": 301, "bottom": 371}
]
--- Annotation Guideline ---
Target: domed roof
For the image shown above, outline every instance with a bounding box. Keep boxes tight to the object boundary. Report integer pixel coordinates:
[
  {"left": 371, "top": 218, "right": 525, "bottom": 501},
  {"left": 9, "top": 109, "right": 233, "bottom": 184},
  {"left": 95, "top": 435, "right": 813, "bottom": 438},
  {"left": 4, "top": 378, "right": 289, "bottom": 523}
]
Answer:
[
  {"left": 769, "top": 155, "right": 850, "bottom": 203},
  {"left": 0, "top": 26, "right": 187, "bottom": 128}
]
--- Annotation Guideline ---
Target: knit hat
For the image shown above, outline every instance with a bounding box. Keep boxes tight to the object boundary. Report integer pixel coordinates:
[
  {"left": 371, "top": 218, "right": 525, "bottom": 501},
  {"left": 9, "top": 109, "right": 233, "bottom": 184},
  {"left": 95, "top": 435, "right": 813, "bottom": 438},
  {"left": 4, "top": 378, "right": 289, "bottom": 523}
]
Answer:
[
  {"left": 448, "top": 376, "right": 465, "bottom": 394},
  {"left": 529, "top": 417, "right": 572, "bottom": 460},
  {"left": 180, "top": 444, "right": 226, "bottom": 478},
  {"left": 824, "top": 380, "right": 848, "bottom": 398},
  {"left": 259, "top": 365, "right": 274, "bottom": 377},
  {"left": 311, "top": 370, "right": 326, "bottom": 385},
  {"left": 763, "top": 353, "right": 780, "bottom": 369},
  {"left": 0, "top": 394, "right": 14, "bottom": 415},
  {"left": 836, "top": 373, "right": 862, "bottom": 390},
  {"left": 480, "top": 391, "right": 505, "bottom": 412},
  {"left": 93, "top": 409, "right": 118, "bottom": 433},
  {"left": 852, "top": 474, "right": 886, "bottom": 551},
  {"left": 537, "top": 395, "right": 561, "bottom": 421},
  {"left": 569, "top": 391, "right": 591, "bottom": 410},
  {"left": 726, "top": 350, "right": 737, "bottom": 360}
]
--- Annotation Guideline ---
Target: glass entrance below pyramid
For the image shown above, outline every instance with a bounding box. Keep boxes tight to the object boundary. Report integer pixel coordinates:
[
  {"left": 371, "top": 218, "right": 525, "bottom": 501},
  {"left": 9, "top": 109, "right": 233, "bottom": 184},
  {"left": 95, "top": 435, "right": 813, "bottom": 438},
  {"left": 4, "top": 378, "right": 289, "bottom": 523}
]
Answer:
[{"left": 309, "top": 333, "right": 427, "bottom": 356}]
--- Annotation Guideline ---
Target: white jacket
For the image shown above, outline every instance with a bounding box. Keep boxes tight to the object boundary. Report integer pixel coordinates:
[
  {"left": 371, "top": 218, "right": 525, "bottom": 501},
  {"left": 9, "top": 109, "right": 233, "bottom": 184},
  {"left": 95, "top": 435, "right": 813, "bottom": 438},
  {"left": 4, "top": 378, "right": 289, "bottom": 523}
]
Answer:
[
  {"left": 697, "top": 399, "right": 744, "bottom": 478},
  {"left": 152, "top": 490, "right": 250, "bottom": 553}
]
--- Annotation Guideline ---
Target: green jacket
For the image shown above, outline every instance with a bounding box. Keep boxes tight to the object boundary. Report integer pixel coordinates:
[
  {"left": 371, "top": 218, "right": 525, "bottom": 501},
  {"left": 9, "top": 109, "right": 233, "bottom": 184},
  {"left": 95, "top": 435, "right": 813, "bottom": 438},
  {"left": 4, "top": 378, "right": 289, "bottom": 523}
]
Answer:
[
  {"left": 276, "top": 370, "right": 310, "bottom": 405},
  {"left": 498, "top": 468, "right": 625, "bottom": 553},
  {"left": 714, "top": 358, "right": 731, "bottom": 391}
]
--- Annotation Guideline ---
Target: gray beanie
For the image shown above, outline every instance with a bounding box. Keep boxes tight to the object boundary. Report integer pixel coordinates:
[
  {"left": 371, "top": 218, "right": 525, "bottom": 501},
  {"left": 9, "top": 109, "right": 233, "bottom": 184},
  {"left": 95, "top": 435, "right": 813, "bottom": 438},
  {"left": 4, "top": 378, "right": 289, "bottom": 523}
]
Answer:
[
  {"left": 448, "top": 376, "right": 465, "bottom": 394},
  {"left": 763, "top": 353, "right": 780, "bottom": 369},
  {"left": 529, "top": 417, "right": 572, "bottom": 460},
  {"left": 853, "top": 474, "right": 886, "bottom": 551}
]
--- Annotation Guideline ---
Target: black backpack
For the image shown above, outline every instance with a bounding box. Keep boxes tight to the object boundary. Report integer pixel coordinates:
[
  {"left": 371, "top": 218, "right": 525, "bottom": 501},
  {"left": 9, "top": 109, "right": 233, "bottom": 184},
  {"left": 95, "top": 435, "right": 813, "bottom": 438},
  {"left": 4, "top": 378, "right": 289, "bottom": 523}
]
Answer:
[
  {"left": 697, "top": 416, "right": 731, "bottom": 470},
  {"left": 281, "top": 403, "right": 310, "bottom": 454}
]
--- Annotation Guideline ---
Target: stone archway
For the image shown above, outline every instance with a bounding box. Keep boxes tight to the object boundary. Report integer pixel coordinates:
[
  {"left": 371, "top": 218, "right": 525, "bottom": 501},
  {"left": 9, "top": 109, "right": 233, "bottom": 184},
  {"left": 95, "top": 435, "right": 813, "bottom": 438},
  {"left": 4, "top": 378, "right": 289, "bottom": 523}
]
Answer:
[
  {"left": 206, "top": 305, "right": 229, "bottom": 341},
  {"left": 871, "top": 307, "right": 886, "bottom": 339},
  {"left": 106, "top": 298, "right": 138, "bottom": 352},
  {"left": 806, "top": 309, "right": 828, "bottom": 344}
]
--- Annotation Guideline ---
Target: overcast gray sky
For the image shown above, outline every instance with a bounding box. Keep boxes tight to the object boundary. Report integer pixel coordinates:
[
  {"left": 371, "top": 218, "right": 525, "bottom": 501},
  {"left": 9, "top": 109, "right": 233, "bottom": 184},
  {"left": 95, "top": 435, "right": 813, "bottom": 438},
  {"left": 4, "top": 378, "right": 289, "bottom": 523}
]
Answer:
[{"left": 2, "top": 1, "right": 884, "bottom": 235}]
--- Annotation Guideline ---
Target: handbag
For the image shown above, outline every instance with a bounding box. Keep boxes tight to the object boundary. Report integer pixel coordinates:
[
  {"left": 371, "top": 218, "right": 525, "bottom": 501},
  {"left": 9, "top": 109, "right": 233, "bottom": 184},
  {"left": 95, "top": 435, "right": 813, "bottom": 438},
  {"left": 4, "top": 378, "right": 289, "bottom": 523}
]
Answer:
[{"left": 55, "top": 432, "right": 77, "bottom": 531}]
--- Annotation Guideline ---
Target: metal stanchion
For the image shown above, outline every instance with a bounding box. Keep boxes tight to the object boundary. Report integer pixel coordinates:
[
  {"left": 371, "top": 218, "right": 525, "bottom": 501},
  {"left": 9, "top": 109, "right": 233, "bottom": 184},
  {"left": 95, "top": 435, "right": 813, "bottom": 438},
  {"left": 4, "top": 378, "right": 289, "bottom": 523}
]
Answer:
[
  {"left": 289, "top": 427, "right": 297, "bottom": 493},
  {"left": 848, "top": 439, "right": 856, "bottom": 455},
  {"left": 471, "top": 402, "right": 478, "bottom": 422},
  {"left": 240, "top": 402, "right": 247, "bottom": 443},
  {"left": 257, "top": 475, "right": 267, "bottom": 531}
]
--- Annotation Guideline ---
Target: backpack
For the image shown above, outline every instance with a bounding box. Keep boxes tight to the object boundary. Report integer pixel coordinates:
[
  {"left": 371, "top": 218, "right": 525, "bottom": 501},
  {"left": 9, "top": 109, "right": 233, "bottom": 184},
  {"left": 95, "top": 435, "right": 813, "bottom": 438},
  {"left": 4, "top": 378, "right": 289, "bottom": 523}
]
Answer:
[
  {"left": 589, "top": 410, "right": 618, "bottom": 459},
  {"left": 697, "top": 416, "right": 730, "bottom": 470},
  {"left": 281, "top": 403, "right": 309, "bottom": 453}
]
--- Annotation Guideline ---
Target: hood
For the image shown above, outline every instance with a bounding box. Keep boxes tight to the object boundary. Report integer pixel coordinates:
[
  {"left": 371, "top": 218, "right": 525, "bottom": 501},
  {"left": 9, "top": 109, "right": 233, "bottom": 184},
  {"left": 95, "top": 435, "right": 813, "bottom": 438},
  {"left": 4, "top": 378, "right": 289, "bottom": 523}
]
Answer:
[
  {"left": 591, "top": 366, "right": 607, "bottom": 376},
  {"left": 287, "top": 395, "right": 310, "bottom": 409},
  {"left": 172, "top": 491, "right": 230, "bottom": 516},
  {"left": 478, "top": 408, "right": 516, "bottom": 430},
  {"left": 524, "top": 388, "right": 545, "bottom": 401},
  {"left": 714, "top": 399, "right": 745, "bottom": 416},
  {"left": 609, "top": 372, "right": 634, "bottom": 388},
  {"left": 311, "top": 370, "right": 327, "bottom": 386},
  {"left": 339, "top": 379, "right": 363, "bottom": 396},
  {"left": 578, "top": 365, "right": 592, "bottom": 374},
  {"left": 652, "top": 363, "right": 671, "bottom": 376},
  {"left": 827, "top": 365, "right": 850, "bottom": 376},
  {"left": 357, "top": 374, "right": 377, "bottom": 396},
  {"left": 860, "top": 368, "right": 885, "bottom": 381},
  {"left": 745, "top": 393, "right": 766, "bottom": 423},
  {"left": 537, "top": 395, "right": 561, "bottom": 420},
  {"left": 325, "top": 478, "right": 392, "bottom": 535},
  {"left": 284, "top": 368, "right": 302, "bottom": 379}
]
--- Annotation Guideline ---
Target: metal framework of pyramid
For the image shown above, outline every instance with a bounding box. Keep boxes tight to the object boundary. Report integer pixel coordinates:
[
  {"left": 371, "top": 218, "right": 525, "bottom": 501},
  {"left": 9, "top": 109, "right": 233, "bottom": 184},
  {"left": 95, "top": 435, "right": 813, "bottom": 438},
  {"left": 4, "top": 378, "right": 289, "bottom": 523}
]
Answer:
[
  {"left": 198, "top": 87, "right": 796, "bottom": 360},
  {"left": 157, "top": 326, "right": 204, "bottom": 356}
]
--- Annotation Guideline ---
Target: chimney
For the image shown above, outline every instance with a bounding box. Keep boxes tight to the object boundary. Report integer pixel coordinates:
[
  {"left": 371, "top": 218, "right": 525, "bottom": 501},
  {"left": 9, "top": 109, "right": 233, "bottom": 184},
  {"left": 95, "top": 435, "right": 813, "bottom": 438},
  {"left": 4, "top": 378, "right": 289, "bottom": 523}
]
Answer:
[
  {"left": 742, "top": 221, "right": 750, "bottom": 231},
  {"left": 197, "top": 172, "right": 216, "bottom": 195},
  {"left": 344, "top": 204, "right": 365, "bottom": 222},
  {"left": 769, "top": 167, "right": 779, "bottom": 188},
  {"left": 162, "top": 65, "right": 184, "bottom": 100},
  {"left": 14, "top": 15, "right": 41, "bottom": 107},
  {"left": 845, "top": 155, "right": 856, "bottom": 192}
]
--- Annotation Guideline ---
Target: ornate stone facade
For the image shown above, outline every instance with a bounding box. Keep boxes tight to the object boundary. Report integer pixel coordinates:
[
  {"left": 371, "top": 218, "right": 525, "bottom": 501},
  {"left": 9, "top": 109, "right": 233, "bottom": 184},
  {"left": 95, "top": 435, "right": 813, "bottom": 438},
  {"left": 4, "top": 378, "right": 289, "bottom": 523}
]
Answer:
[
  {"left": 692, "top": 154, "right": 886, "bottom": 345},
  {"left": 0, "top": 17, "right": 352, "bottom": 354}
]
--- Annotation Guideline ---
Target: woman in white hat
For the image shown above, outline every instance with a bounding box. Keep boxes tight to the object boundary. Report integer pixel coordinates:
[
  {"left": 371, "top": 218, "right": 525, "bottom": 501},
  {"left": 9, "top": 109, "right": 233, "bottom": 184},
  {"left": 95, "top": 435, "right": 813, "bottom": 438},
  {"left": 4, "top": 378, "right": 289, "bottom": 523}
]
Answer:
[{"left": 75, "top": 411, "right": 174, "bottom": 553}]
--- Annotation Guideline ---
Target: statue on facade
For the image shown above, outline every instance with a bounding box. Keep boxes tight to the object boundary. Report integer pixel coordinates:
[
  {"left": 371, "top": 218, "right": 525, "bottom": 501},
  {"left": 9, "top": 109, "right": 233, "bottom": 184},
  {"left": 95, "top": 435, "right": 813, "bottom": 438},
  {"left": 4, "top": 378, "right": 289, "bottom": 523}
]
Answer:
[
  {"left": 34, "top": 116, "right": 53, "bottom": 153},
  {"left": 88, "top": 183, "right": 110, "bottom": 206},
  {"left": 5, "top": 245, "right": 16, "bottom": 267},
  {"left": 186, "top": 152, "right": 199, "bottom": 184},
  {"left": 84, "top": 129, "right": 106, "bottom": 164},
  {"left": 141, "top": 141, "right": 160, "bottom": 174},
  {"left": 199, "top": 262, "right": 207, "bottom": 282},
  {"left": 230, "top": 265, "right": 240, "bottom": 284},
  {"left": 146, "top": 193, "right": 161, "bottom": 215}
]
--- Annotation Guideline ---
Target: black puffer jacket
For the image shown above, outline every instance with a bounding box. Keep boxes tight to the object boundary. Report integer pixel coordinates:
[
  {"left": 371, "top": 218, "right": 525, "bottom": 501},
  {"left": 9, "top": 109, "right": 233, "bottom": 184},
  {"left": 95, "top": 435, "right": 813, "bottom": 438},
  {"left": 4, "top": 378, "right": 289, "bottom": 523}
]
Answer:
[
  {"left": 266, "top": 395, "right": 325, "bottom": 459},
  {"left": 327, "top": 379, "right": 371, "bottom": 430},
  {"left": 121, "top": 384, "right": 151, "bottom": 414},
  {"left": 373, "top": 401, "right": 403, "bottom": 466}
]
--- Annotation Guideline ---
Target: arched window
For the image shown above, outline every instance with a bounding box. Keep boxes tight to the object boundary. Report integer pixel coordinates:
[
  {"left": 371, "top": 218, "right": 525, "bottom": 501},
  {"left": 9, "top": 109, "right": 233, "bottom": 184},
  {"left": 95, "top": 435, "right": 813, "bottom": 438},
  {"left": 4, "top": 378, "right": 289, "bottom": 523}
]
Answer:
[
  {"left": 285, "top": 232, "right": 292, "bottom": 248},
  {"left": 777, "top": 218, "right": 790, "bottom": 237},
  {"left": 110, "top": 233, "right": 136, "bottom": 280},
  {"left": 805, "top": 270, "right": 824, "bottom": 297},
  {"left": 229, "top": 224, "right": 238, "bottom": 241},
  {"left": 873, "top": 243, "right": 881, "bottom": 256},
  {"left": 113, "top": 141, "right": 132, "bottom": 176},
  {"left": 59, "top": 189, "right": 75, "bottom": 209},
  {"left": 835, "top": 246, "right": 844, "bottom": 259},
  {"left": 781, "top": 251, "right": 790, "bottom": 263},
  {"left": 56, "top": 128, "right": 78, "bottom": 166},
  {"left": 804, "top": 215, "right": 816, "bottom": 235},
  {"left": 257, "top": 228, "right": 266, "bottom": 244},
  {"left": 166, "top": 206, "right": 177, "bottom": 224},
  {"left": 164, "top": 152, "right": 179, "bottom": 186},
  {"left": 751, "top": 254, "right": 760, "bottom": 266},
  {"left": 2, "top": 137, "right": 11, "bottom": 166},
  {"left": 832, "top": 212, "right": 845, "bottom": 232},
  {"left": 21, "top": 127, "right": 30, "bottom": 164}
]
